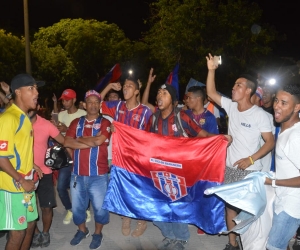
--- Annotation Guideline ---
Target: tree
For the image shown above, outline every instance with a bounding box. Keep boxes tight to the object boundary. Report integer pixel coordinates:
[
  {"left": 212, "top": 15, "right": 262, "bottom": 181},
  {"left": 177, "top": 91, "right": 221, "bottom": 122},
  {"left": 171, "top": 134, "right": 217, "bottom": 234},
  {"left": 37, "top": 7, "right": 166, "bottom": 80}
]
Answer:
[
  {"left": 31, "top": 18, "right": 133, "bottom": 92},
  {"left": 144, "top": 0, "right": 278, "bottom": 93},
  {"left": 0, "top": 29, "right": 25, "bottom": 82}
]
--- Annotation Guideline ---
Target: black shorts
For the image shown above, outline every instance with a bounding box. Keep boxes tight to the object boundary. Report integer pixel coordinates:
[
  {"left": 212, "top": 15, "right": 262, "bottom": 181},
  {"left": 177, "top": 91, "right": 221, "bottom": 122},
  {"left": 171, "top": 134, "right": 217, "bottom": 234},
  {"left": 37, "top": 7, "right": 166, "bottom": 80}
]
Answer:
[{"left": 36, "top": 173, "right": 57, "bottom": 208}]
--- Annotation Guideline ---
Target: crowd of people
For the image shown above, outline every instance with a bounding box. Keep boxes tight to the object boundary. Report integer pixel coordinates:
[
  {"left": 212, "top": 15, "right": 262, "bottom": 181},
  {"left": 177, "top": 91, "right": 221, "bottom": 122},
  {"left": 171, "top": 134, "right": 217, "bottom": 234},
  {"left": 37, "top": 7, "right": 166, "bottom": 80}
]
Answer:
[{"left": 1, "top": 53, "right": 300, "bottom": 250}]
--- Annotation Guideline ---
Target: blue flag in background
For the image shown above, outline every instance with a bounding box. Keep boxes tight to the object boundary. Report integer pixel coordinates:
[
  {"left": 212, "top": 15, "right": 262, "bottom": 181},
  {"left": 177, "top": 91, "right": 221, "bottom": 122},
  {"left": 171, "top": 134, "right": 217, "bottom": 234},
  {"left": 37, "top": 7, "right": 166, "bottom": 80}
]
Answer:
[
  {"left": 95, "top": 64, "right": 122, "bottom": 92},
  {"left": 166, "top": 63, "right": 180, "bottom": 100}
]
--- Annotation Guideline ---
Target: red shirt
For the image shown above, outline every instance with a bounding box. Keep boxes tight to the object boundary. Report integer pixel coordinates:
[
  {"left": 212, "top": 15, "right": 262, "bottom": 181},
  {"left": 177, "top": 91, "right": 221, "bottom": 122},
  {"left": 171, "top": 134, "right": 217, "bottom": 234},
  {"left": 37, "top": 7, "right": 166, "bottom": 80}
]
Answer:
[{"left": 66, "top": 116, "right": 111, "bottom": 176}]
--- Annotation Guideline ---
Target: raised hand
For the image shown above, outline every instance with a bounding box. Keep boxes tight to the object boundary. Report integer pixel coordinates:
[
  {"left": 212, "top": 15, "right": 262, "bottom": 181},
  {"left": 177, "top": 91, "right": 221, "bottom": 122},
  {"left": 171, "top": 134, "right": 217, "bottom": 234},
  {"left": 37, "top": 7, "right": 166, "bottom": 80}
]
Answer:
[
  {"left": 52, "top": 93, "right": 57, "bottom": 103},
  {"left": 110, "top": 82, "right": 122, "bottom": 91},
  {"left": 0, "top": 81, "right": 10, "bottom": 95},
  {"left": 206, "top": 53, "right": 219, "bottom": 70},
  {"left": 147, "top": 68, "right": 156, "bottom": 85}
]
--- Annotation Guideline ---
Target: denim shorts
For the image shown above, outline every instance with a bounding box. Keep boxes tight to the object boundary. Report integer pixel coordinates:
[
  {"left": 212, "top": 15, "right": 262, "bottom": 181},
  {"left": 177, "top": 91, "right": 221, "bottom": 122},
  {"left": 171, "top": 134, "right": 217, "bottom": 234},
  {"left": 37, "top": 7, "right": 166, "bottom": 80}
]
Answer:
[
  {"left": 70, "top": 173, "right": 109, "bottom": 225},
  {"left": 267, "top": 210, "right": 300, "bottom": 250}
]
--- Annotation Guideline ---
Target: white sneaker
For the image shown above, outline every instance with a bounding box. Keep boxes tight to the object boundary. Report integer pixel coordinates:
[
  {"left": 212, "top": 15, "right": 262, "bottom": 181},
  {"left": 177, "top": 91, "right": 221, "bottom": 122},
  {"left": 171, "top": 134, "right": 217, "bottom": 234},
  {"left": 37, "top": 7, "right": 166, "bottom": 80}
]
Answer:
[
  {"left": 63, "top": 210, "right": 73, "bottom": 225},
  {"left": 86, "top": 210, "right": 91, "bottom": 223}
]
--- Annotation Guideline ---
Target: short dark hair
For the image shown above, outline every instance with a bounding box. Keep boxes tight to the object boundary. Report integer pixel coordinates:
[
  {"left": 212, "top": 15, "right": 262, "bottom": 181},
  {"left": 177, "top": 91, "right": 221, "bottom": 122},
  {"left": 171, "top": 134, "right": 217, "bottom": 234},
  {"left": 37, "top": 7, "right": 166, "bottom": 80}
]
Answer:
[
  {"left": 240, "top": 73, "right": 258, "bottom": 96},
  {"left": 125, "top": 76, "right": 139, "bottom": 90},
  {"left": 281, "top": 80, "right": 300, "bottom": 103},
  {"left": 107, "top": 89, "right": 121, "bottom": 98},
  {"left": 187, "top": 86, "right": 205, "bottom": 100}
]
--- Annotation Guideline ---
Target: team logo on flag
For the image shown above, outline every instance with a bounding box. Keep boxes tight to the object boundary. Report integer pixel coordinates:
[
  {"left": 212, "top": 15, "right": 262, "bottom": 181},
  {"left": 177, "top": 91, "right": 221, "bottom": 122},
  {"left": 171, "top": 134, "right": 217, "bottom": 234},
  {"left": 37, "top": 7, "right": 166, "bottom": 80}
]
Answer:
[
  {"left": 151, "top": 171, "right": 187, "bottom": 201},
  {"left": 0, "top": 140, "right": 8, "bottom": 151}
]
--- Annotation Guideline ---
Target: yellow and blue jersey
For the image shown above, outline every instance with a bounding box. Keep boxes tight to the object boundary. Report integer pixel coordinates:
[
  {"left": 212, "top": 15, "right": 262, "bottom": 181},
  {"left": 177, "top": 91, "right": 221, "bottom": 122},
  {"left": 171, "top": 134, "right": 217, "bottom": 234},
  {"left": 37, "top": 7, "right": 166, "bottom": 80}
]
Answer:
[{"left": 0, "top": 104, "right": 34, "bottom": 193}]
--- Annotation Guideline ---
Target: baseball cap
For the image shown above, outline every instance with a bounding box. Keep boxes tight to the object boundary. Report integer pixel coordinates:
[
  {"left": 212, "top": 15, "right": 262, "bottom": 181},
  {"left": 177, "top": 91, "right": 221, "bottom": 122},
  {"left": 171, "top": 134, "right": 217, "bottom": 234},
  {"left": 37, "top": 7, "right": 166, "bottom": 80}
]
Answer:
[
  {"left": 59, "top": 89, "right": 76, "bottom": 100},
  {"left": 84, "top": 90, "right": 101, "bottom": 101},
  {"left": 159, "top": 83, "right": 177, "bottom": 104},
  {"left": 11, "top": 74, "right": 45, "bottom": 92}
]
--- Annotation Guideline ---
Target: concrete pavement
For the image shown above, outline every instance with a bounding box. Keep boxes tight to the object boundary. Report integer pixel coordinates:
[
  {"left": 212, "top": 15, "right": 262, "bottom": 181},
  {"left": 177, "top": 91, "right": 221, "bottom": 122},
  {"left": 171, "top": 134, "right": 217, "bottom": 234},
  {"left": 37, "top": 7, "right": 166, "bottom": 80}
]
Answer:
[{"left": 0, "top": 192, "right": 296, "bottom": 249}]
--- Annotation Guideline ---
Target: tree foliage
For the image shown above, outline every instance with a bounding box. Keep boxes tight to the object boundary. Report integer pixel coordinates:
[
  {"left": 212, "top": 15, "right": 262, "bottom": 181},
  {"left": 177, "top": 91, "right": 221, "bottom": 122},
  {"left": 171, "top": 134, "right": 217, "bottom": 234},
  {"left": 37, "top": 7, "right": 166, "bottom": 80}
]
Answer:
[
  {"left": 0, "top": 29, "right": 25, "bottom": 82},
  {"left": 31, "top": 18, "right": 133, "bottom": 91},
  {"left": 144, "top": 0, "right": 278, "bottom": 93}
]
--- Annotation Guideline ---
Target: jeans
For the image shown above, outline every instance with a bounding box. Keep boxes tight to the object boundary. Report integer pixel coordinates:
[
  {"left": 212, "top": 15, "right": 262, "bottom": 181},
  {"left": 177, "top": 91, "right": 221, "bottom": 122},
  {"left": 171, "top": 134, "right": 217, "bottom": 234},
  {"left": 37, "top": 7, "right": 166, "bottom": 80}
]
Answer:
[
  {"left": 267, "top": 210, "right": 300, "bottom": 250},
  {"left": 153, "top": 221, "right": 190, "bottom": 241},
  {"left": 57, "top": 164, "right": 72, "bottom": 211},
  {"left": 70, "top": 173, "right": 109, "bottom": 225}
]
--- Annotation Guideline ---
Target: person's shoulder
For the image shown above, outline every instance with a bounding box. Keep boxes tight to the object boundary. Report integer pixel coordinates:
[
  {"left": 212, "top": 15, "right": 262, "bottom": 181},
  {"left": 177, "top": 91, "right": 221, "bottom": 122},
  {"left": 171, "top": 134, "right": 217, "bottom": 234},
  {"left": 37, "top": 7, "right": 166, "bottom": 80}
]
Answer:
[
  {"left": 204, "top": 109, "right": 216, "bottom": 118},
  {"left": 70, "top": 117, "right": 81, "bottom": 125},
  {"left": 77, "top": 109, "right": 87, "bottom": 115},
  {"left": 253, "top": 105, "right": 271, "bottom": 117},
  {"left": 139, "top": 103, "right": 151, "bottom": 111},
  {"left": 101, "top": 116, "right": 112, "bottom": 124},
  {"left": 58, "top": 110, "right": 67, "bottom": 116}
]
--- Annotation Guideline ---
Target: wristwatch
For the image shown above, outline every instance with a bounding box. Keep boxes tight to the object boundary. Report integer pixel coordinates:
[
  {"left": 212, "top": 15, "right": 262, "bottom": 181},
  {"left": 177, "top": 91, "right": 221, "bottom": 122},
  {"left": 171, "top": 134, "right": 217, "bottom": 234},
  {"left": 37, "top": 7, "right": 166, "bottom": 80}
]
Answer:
[{"left": 272, "top": 179, "right": 278, "bottom": 188}]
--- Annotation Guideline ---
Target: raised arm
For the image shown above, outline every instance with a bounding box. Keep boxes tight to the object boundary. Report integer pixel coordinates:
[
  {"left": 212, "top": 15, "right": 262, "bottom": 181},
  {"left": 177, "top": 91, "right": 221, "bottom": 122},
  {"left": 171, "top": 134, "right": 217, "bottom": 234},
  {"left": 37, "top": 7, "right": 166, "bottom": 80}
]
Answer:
[
  {"left": 99, "top": 82, "right": 122, "bottom": 100},
  {"left": 141, "top": 68, "right": 156, "bottom": 113},
  {"left": 206, "top": 53, "right": 222, "bottom": 107},
  {"left": 52, "top": 93, "right": 58, "bottom": 113}
]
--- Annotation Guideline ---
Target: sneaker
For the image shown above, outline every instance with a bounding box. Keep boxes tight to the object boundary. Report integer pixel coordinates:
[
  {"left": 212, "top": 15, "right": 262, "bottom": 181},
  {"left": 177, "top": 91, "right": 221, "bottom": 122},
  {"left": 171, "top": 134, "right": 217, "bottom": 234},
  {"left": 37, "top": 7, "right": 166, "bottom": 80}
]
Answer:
[
  {"left": 89, "top": 233, "right": 103, "bottom": 249},
  {"left": 197, "top": 228, "right": 206, "bottom": 235},
  {"left": 131, "top": 220, "right": 147, "bottom": 237},
  {"left": 173, "top": 240, "right": 188, "bottom": 250},
  {"left": 157, "top": 237, "right": 176, "bottom": 250},
  {"left": 31, "top": 232, "right": 41, "bottom": 248},
  {"left": 63, "top": 210, "right": 73, "bottom": 225},
  {"left": 293, "top": 238, "right": 300, "bottom": 250},
  {"left": 223, "top": 242, "right": 240, "bottom": 250},
  {"left": 70, "top": 228, "right": 90, "bottom": 246},
  {"left": 86, "top": 210, "right": 91, "bottom": 223},
  {"left": 122, "top": 217, "right": 131, "bottom": 236},
  {"left": 40, "top": 232, "right": 50, "bottom": 247}
]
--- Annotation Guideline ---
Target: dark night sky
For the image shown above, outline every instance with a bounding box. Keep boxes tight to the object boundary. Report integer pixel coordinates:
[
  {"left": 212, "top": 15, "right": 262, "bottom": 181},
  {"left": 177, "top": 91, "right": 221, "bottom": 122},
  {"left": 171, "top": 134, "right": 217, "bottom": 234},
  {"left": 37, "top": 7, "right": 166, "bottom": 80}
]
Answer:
[{"left": 0, "top": 0, "right": 299, "bottom": 59}]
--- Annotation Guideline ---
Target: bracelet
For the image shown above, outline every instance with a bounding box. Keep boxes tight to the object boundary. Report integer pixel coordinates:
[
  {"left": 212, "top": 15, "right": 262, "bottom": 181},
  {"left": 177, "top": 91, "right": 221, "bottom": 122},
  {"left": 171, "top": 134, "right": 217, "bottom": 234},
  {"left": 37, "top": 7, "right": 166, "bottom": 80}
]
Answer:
[
  {"left": 15, "top": 174, "right": 22, "bottom": 182},
  {"left": 272, "top": 179, "right": 278, "bottom": 188},
  {"left": 248, "top": 156, "right": 254, "bottom": 165}
]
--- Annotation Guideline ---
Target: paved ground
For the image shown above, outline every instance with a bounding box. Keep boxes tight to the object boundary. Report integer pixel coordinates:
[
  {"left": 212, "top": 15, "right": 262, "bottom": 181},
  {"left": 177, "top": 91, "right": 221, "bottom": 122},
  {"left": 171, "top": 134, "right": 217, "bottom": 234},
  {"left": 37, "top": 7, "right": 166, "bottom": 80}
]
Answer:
[{"left": 0, "top": 192, "right": 296, "bottom": 250}]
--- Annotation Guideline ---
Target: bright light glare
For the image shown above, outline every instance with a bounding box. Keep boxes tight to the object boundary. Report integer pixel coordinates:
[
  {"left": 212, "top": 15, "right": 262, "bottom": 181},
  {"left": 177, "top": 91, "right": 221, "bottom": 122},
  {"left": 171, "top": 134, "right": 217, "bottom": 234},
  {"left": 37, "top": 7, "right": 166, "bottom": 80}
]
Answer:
[
  {"left": 268, "top": 78, "right": 276, "bottom": 85},
  {"left": 128, "top": 70, "right": 133, "bottom": 75}
]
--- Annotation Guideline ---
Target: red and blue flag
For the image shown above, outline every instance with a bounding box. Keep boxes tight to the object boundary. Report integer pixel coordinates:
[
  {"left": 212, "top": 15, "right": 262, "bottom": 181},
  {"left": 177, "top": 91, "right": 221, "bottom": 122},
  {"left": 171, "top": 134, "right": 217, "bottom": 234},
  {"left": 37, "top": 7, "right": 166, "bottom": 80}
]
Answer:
[
  {"left": 95, "top": 63, "right": 122, "bottom": 92},
  {"left": 166, "top": 63, "right": 180, "bottom": 100},
  {"left": 103, "top": 121, "right": 228, "bottom": 234}
]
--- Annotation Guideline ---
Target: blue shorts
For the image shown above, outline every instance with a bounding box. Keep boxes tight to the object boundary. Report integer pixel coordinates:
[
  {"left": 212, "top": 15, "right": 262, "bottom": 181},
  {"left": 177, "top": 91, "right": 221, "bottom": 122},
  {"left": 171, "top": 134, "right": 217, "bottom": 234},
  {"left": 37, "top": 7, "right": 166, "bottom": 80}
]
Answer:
[
  {"left": 267, "top": 210, "right": 300, "bottom": 250},
  {"left": 70, "top": 173, "right": 109, "bottom": 225}
]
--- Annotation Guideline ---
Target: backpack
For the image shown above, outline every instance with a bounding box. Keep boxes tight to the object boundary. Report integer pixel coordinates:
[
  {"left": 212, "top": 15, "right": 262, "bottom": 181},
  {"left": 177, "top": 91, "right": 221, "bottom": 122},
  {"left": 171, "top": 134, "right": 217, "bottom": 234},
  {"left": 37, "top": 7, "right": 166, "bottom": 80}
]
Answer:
[{"left": 151, "top": 107, "right": 188, "bottom": 137}]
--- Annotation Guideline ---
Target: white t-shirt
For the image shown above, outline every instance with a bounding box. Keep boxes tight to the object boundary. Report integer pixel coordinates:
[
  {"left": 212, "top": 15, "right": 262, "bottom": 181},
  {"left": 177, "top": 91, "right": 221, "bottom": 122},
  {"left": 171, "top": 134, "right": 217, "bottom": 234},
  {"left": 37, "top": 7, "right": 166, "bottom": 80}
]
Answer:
[
  {"left": 221, "top": 97, "right": 273, "bottom": 170},
  {"left": 260, "top": 111, "right": 275, "bottom": 172},
  {"left": 274, "top": 122, "right": 300, "bottom": 218},
  {"left": 58, "top": 109, "right": 87, "bottom": 127},
  {"left": 58, "top": 109, "right": 87, "bottom": 136}
]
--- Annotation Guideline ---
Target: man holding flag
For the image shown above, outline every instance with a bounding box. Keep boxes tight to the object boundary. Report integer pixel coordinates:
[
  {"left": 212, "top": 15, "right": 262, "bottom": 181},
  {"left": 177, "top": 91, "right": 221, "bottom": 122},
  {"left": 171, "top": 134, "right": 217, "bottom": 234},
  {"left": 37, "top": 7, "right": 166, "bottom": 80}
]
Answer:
[
  {"left": 146, "top": 83, "right": 231, "bottom": 250},
  {"left": 100, "top": 76, "right": 152, "bottom": 237}
]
